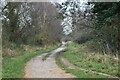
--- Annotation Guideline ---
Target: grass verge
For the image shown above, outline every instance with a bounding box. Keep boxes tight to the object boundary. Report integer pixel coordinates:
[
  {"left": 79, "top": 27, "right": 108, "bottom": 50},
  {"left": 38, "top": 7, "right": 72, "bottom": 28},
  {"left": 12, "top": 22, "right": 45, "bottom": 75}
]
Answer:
[
  {"left": 3, "top": 44, "right": 60, "bottom": 78},
  {"left": 55, "top": 54, "right": 108, "bottom": 78},
  {"left": 0, "top": 65, "right": 1, "bottom": 79},
  {"left": 63, "top": 42, "right": 119, "bottom": 77}
]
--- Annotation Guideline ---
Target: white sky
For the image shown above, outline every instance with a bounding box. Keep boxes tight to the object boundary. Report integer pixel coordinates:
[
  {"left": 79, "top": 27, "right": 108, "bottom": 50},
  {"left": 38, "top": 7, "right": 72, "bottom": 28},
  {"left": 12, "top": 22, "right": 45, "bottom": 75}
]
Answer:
[{"left": 51, "top": 0, "right": 67, "bottom": 4}]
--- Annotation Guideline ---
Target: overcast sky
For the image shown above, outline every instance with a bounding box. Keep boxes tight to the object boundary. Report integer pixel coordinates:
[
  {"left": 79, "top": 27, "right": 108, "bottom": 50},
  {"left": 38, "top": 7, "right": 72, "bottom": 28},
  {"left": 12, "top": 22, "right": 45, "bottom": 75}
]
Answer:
[{"left": 51, "top": 0, "right": 67, "bottom": 4}]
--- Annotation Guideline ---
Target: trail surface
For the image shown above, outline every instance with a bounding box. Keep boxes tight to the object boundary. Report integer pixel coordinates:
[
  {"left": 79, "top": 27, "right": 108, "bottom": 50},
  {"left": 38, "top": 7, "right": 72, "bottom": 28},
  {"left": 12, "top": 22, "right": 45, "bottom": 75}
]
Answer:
[{"left": 24, "top": 43, "right": 75, "bottom": 78}]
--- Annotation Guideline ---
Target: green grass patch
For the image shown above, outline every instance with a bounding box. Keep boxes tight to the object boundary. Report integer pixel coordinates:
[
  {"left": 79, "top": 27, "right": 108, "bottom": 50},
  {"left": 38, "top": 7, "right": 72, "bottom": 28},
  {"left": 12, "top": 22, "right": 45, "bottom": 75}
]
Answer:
[
  {"left": 55, "top": 54, "right": 107, "bottom": 78},
  {"left": 0, "top": 64, "right": 2, "bottom": 79},
  {"left": 63, "top": 42, "right": 119, "bottom": 77},
  {"left": 3, "top": 44, "right": 60, "bottom": 78}
]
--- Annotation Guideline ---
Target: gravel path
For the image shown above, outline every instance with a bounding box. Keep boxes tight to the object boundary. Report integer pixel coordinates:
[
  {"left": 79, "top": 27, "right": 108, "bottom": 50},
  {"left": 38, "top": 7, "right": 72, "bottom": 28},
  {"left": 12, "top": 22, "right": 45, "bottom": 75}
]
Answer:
[{"left": 24, "top": 44, "right": 75, "bottom": 78}]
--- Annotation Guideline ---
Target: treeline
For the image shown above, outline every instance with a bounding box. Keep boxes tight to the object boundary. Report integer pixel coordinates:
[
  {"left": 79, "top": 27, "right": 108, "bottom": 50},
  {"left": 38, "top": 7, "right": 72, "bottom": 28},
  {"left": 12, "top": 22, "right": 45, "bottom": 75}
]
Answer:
[
  {"left": 57, "top": 0, "right": 120, "bottom": 54},
  {"left": 2, "top": 2, "right": 62, "bottom": 56},
  {"left": 2, "top": 2, "right": 62, "bottom": 45},
  {"left": 91, "top": 2, "right": 120, "bottom": 54},
  {"left": 2, "top": 1, "right": 120, "bottom": 56}
]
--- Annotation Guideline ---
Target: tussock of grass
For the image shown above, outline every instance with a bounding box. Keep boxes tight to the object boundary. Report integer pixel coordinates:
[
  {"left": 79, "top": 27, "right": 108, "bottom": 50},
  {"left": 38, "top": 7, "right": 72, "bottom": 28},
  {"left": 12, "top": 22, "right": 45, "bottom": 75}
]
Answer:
[
  {"left": 3, "top": 44, "right": 60, "bottom": 78},
  {"left": 63, "top": 42, "right": 119, "bottom": 77}
]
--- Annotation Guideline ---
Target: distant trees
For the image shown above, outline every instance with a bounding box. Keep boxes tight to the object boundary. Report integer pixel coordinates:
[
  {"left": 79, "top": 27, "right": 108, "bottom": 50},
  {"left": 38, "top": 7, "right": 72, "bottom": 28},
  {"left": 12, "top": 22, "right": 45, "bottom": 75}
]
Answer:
[
  {"left": 2, "top": 1, "right": 120, "bottom": 55},
  {"left": 2, "top": 2, "right": 62, "bottom": 49},
  {"left": 57, "top": 0, "right": 93, "bottom": 42},
  {"left": 58, "top": 0, "right": 120, "bottom": 54},
  {"left": 57, "top": 0, "right": 83, "bottom": 34},
  {"left": 90, "top": 2, "right": 120, "bottom": 53}
]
